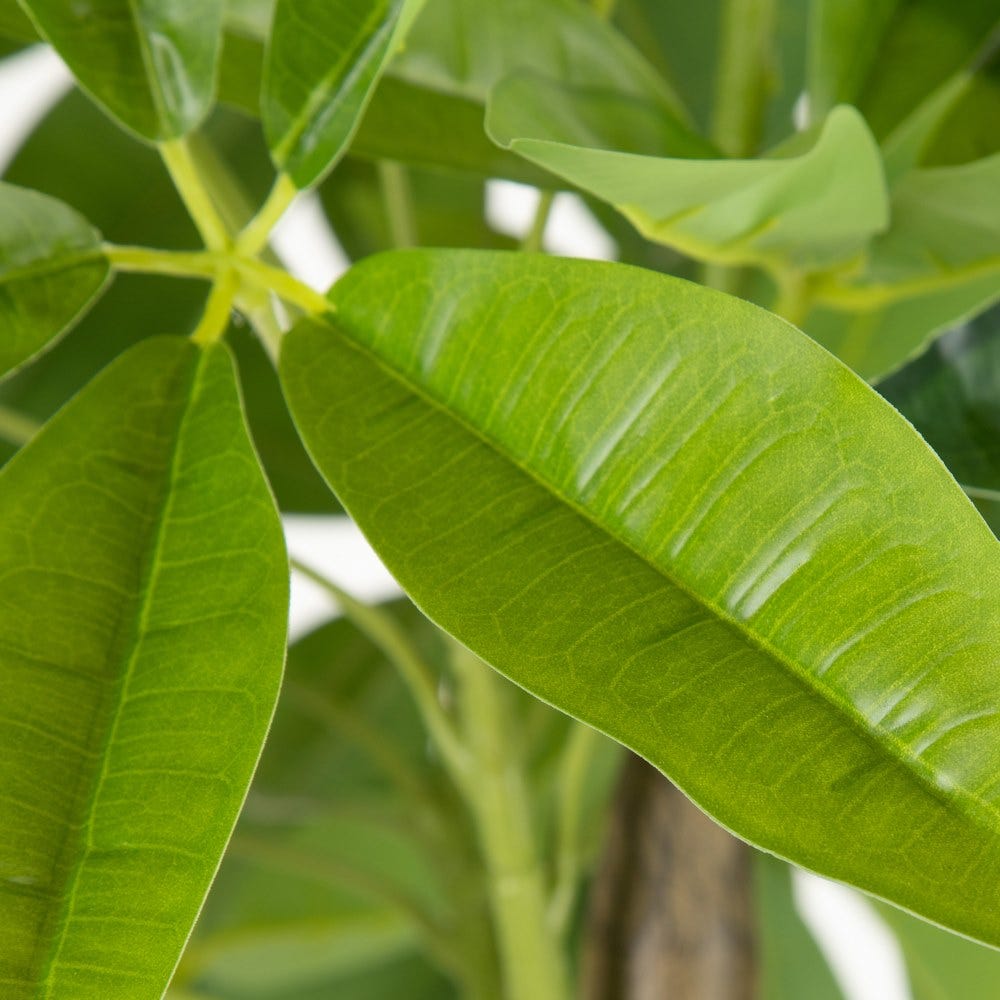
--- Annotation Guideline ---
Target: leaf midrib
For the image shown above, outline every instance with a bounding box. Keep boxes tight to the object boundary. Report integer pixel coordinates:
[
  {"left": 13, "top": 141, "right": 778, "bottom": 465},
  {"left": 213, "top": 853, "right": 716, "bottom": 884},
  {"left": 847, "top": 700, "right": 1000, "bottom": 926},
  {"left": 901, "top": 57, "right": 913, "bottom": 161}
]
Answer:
[
  {"left": 34, "top": 345, "right": 206, "bottom": 995},
  {"left": 316, "top": 316, "right": 1000, "bottom": 839}
]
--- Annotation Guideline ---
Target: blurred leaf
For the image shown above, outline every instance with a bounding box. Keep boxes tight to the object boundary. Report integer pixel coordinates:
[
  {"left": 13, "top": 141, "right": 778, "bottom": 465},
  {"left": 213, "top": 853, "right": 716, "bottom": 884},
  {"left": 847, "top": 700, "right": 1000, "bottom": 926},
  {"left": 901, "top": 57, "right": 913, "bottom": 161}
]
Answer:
[
  {"left": 281, "top": 247, "right": 1000, "bottom": 948},
  {"left": 17, "top": 0, "right": 225, "bottom": 140},
  {"left": 489, "top": 103, "right": 887, "bottom": 271},
  {"left": 262, "top": 0, "right": 422, "bottom": 189},
  {"left": 0, "top": 182, "right": 109, "bottom": 378},
  {"left": 755, "top": 854, "right": 844, "bottom": 1000},
  {"left": 319, "top": 158, "right": 515, "bottom": 260},
  {"left": 0, "top": 1, "right": 33, "bottom": 42},
  {"left": 810, "top": 151, "right": 1000, "bottom": 377},
  {"left": 808, "top": 0, "right": 1000, "bottom": 148},
  {"left": 878, "top": 902, "right": 1000, "bottom": 1000},
  {"left": 0, "top": 337, "right": 288, "bottom": 1000}
]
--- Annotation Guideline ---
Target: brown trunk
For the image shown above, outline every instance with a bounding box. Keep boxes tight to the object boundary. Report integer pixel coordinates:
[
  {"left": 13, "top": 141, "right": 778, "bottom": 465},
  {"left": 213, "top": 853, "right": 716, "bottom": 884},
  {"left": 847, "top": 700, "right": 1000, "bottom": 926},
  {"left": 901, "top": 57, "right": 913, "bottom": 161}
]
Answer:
[{"left": 581, "top": 754, "right": 757, "bottom": 1000}]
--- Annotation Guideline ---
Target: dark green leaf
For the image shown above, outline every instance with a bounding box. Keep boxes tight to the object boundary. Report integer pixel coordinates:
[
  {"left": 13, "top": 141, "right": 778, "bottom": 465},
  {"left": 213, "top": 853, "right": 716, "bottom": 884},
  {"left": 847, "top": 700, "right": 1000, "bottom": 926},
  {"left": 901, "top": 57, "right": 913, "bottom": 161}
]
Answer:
[
  {"left": 16, "top": 0, "right": 225, "bottom": 140},
  {"left": 0, "top": 182, "right": 109, "bottom": 379},
  {"left": 262, "top": 0, "right": 420, "bottom": 189},
  {"left": 755, "top": 854, "right": 844, "bottom": 1000},
  {"left": 281, "top": 249, "right": 1000, "bottom": 947},
  {"left": 488, "top": 103, "right": 887, "bottom": 271},
  {"left": 0, "top": 336, "right": 287, "bottom": 999}
]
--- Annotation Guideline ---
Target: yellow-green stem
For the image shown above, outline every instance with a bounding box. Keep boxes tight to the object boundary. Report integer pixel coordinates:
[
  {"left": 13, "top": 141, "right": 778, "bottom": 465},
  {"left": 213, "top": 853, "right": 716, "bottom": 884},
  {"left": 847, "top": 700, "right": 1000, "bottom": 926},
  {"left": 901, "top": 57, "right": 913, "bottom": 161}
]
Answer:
[
  {"left": 521, "top": 190, "right": 556, "bottom": 253},
  {"left": 236, "top": 173, "right": 299, "bottom": 257},
  {"left": 450, "top": 644, "right": 571, "bottom": 1000},
  {"left": 159, "top": 138, "right": 231, "bottom": 251},
  {"left": 191, "top": 269, "right": 238, "bottom": 346},
  {"left": 0, "top": 405, "right": 41, "bottom": 447}
]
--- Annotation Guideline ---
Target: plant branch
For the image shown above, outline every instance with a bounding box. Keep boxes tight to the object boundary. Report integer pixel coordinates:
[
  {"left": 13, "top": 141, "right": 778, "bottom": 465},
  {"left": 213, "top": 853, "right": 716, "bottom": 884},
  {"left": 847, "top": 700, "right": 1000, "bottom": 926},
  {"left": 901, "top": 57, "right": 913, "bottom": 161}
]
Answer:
[
  {"left": 521, "top": 190, "right": 556, "bottom": 253},
  {"left": 378, "top": 161, "right": 418, "bottom": 248},
  {"left": 0, "top": 405, "right": 41, "bottom": 447},
  {"left": 159, "top": 137, "right": 231, "bottom": 251},
  {"left": 103, "top": 245, "right": 330, "bottom": 317},
  {"left": 548, "top": 720, "right": 605, "bottom": 933},
  {"left": 449, "top": 642, "right": 571, "bottom": 1000},
  {"left": 236, "top": 173, "right": 299, "bottom": 257},
  {"left": 289, "top": 558, "right": 469, "bottom": 784},
  {"left": 190, "top": 268, "right": 238, "bottom": 346}
]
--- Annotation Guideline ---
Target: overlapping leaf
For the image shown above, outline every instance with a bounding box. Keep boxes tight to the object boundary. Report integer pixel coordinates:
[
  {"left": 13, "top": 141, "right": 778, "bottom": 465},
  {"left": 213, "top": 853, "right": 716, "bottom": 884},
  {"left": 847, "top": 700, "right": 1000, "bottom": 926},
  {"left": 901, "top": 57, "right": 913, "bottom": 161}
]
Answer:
[
  {"left": 0, "top": 336, "right": 287, "bottom": 999},
  {"left": 488, "top": 99, "right": 887, "bottom": 271},
  {"left": 281, "top": 248, "right": 1000, "bottom": 947},
  {"left": 262, "top": 0, "right": 423, "bottom": 189},
  {"left": 0, "top": 182, "right": 109, "bottom": 380},
  {"left": 16, "top": 0, "right": 225, "bottom": 140}
]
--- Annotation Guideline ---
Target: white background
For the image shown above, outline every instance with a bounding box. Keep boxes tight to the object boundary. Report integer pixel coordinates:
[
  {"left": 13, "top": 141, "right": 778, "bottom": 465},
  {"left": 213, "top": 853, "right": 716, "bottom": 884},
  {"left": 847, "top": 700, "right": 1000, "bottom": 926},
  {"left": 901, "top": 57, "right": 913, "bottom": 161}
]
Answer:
[{"left": 0, "top": 45, "right": 911, "bottom": 1000}]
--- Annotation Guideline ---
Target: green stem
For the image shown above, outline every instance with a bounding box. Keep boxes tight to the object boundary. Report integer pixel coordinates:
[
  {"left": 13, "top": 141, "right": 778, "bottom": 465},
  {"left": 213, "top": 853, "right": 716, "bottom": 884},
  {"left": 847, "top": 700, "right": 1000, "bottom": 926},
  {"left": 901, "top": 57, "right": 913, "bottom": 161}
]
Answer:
[
  {"left": 711, "top": 0, "right": 777, "bottom": 157},
  {"left": 548, "top": 721, "right": 604, "bottom": 934},
  {"left": 772, "top": 268, "right": 809, "bottom": 326},
  {"left": 236, "top": 173, "right": 299, "bottom": 257},
  {"left": 0, "top": 405, "right": 41, "bottom": 447},
  {"left": 378, "top": 161, "right": 418, "bottom": 248},
  {"left": 521, "top": 190, "right": 556, "bottom": 253},
  {"left": 190, "top": 268, "right": 238, "bottom": 346},
  {"left": 159, "top": 137, "right": 231, "bottom": 251},
  {"left": 103, "top": 244, "right": 330, "bottom": 316},
  {"left": 591, "top": 0, "right": 619, "bottom": 19},
  {"left": 290, "top": 559, "right": 469, "bottom": 784},
  {"left": 449, "top": 643, "right": 571, "bottom": 1000}
]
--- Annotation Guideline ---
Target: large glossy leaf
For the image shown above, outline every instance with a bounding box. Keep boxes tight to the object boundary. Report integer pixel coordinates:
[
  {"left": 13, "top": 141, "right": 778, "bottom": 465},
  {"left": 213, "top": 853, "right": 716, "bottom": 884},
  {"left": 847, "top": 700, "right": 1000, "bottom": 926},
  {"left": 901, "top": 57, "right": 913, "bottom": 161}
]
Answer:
[
  {"left": 0, "top": 182, "right": 109, "bottom": 379},
  {"left": 16, "top": 0, "right": 225, "bottom": 140},
  {"left": 262, "top": 0, "right": 421, "bottom": 189},
  {"left": 281, "top": 249, "right": 1000, "bottom": 946},
  {"left": 0, "top": 336, "right": 288, "bottom": 999},
  {"left": 755, "top": 855, "right": 843, "bottom": 1000},
  {"left": 488, "top": 102, "right": 887, "bottom": 271}
]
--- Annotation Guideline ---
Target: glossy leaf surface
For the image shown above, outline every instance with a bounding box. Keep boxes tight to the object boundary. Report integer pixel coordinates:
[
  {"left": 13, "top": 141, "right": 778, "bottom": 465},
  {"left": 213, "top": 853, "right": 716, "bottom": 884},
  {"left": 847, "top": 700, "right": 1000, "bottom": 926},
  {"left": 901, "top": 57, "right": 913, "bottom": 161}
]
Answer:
[
  {"left": 282, "top": 249, "right": 1000, "bottom": 946},
  {"left": 262, "top": 0, "right": 419, "bottom": 189},
  {"left": 0, "top": 337, "right": 288, "bottom": 998},
  {"left": 0, "top": 182, "right": 109, "bottom": 380},
  {"left": 488, "top": 103, "right": 887, "bottom": 270},
  {"left": 16, "top": 0, "right": 225, "bottom": 140}
]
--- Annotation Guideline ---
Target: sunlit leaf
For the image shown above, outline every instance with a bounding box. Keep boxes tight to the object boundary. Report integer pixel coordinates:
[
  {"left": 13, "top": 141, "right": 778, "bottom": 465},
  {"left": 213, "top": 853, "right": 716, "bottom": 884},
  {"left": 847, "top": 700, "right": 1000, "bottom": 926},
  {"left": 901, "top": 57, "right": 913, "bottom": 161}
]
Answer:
[
  {"left": 281, "top": 248, "right": 1000, "bottom": 948},
  {"left": 0, "top": 336, "right": 287, "bottom": 999},
  {"left": 0, "top": 182, "right": 109, "bottom": 379},
  {"left": 16, "top": 0, "right": 225, "bottom": 140}
]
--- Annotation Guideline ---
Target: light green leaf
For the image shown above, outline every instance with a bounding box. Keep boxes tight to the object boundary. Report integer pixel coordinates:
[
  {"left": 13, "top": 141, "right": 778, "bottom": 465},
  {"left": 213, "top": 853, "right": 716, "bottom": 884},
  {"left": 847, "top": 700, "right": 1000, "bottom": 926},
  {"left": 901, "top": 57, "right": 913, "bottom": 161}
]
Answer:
[
  {"left": 16, "top": 0, "right": 225, "bottom": 140},
  {"left": 488, "top": 102, "right": 887, "bottom": 271},
  {"left": 0, "top": 336, "right": 287, "bottom": 999},
  {"left": 755, "top": 854, "right": 843, "bottom": 1000},
  {"left": 0, "top": 182, "right": 109, "bottom": 380},
  {"left": 878, "top": 901, "right": 1000, "bottom": 1000},
  {"left": 810, "top": 151, "right": 1000, "bottom": 378},
  {"left": 281, "top": 248, "right": 1000, "bottom": 947},
  {"left": 262, "top": 0, "right": 421, "bottom": 190}
]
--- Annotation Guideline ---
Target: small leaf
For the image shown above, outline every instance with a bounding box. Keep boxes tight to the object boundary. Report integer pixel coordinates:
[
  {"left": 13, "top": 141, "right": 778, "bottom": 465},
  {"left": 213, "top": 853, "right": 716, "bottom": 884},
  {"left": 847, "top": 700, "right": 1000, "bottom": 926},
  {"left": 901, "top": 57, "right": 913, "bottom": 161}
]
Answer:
[
  {"left": 281, "top": 249, "right": 1000, "bottom": 947},
  {"left": 0, "top": 182, "right": 109, "bottom": 380},
  {"left": 755, "top": 855, "right": 844, "bottom": 1000},
  {"left": 16, "top": 0, "right": 225, "bottom": 140},
  {"left": 0, "top": 336, "right": 287, "bottom": 998},
  {"left": 488, "top": 101, "right": 888, "bottom": 271},
  {"left": 262, "top": 0, "right": 422, "bottom": 190}
]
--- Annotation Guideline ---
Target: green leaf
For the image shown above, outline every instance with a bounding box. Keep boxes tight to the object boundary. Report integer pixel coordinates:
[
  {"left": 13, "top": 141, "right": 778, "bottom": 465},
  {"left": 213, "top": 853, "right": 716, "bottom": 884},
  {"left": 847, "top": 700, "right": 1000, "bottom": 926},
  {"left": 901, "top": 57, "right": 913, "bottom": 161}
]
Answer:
[
  {"left": 877, "top": 901, "right": 1000, "bottom": 1000},
  {"left": 0, "top": 182, "right": 109, "bottom": 379},
  {"left": 281, "top": 248, "right": 1000, "bottom": 947},
  {"left": 876, "top": 307, "right": 1000, "bottom": 536},
  {"left": 488, "top": 102, "right": 887, "bottom": 271},
  {"left": 0, "top": 336, "right": 287, "bottom": 999},
  {"left": 16, "top": 0, "right": 225, "bottom": 140},
  {"left": 755, "top": 854, "right": 844, "bottom": 1000},
  {"left": 262, "top": 0, "right": 421, "bottom": 190},
  {"left": 809, "top": 151, "right": 1000, "bottom": 378}
]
